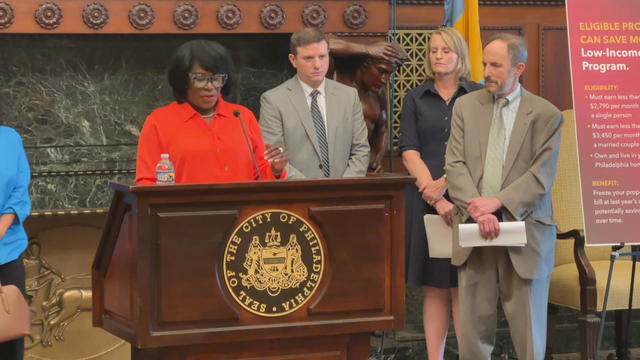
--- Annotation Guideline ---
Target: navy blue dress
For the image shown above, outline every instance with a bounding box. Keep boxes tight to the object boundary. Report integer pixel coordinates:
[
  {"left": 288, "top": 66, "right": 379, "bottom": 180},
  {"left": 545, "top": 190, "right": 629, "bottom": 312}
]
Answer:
[{"left": 399, "top": 79, "right": 482, "bottom": 288}]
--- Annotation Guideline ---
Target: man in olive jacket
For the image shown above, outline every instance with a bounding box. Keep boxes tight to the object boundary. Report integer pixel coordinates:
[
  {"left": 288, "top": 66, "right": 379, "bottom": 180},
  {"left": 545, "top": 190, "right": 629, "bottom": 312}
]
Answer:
[{"left": 445, "top": 33, "right": 563, "bottom": 360}]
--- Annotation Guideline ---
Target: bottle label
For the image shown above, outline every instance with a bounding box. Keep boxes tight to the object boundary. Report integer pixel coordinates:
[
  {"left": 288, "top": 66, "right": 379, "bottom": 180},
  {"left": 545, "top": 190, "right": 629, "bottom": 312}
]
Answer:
[{"left": 156, "top": 170, "right": 175, "bottom": 184}]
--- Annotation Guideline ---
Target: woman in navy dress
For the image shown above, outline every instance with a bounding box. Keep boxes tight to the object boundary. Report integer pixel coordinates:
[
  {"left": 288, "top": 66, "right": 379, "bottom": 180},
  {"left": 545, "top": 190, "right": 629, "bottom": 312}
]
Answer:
[{"left": 399, "top": 27, "right": 482, "bottom": 359}]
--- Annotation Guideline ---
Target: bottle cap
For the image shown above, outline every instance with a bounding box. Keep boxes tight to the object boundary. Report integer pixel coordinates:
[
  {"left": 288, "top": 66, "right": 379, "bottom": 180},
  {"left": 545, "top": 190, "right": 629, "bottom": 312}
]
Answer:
[{"left": 160, "top": 153, "right": 169, "bottom": 159}]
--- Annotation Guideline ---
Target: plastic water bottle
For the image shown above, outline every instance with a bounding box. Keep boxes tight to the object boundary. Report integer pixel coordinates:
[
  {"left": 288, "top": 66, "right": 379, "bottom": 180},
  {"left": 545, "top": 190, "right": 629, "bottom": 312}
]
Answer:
[{"left": 155, "top": 154, "right": 175, "bottom": 184}]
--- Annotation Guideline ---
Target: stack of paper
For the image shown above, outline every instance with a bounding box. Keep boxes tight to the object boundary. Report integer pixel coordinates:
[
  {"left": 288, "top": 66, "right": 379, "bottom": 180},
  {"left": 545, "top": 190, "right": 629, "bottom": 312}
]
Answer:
[
  {"left": 458, "top": 221, "right": 527, "bottom": 248},
  {"left": 423, "top": 215, "right": 453, "bottom": 258},
  {"left": 423, "top": 216, "right": 528, "bottom": 258}
]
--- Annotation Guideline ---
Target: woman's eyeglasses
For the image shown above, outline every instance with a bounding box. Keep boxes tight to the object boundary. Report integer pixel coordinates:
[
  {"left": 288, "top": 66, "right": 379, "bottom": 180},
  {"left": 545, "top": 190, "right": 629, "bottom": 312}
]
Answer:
[{"left": 188, "top": 73, "right": 228, "bottom": 89}]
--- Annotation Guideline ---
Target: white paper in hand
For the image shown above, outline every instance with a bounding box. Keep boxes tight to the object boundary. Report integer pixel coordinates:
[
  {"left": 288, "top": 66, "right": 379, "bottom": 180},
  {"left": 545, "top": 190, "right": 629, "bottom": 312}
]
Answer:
[
  {"left": 458, "top": 221, "right": 527, "bottom": 248},
  {"left": 423, "top": 214, "right": 453, "bottom": 258}
]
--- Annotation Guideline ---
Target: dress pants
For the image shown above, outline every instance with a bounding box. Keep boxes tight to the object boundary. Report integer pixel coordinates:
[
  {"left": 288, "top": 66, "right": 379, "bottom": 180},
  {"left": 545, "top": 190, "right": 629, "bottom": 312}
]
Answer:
[
  {"left": 0, "top": 257, "right": 26, "bottom": 360},
  {"left": 457, "top": 247, "right": 550, "bottom": 360}
]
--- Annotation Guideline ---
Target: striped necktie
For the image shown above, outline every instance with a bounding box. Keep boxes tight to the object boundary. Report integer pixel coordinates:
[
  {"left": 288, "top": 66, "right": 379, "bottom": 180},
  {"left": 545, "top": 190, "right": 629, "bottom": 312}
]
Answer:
[
  {"left": 310, "top": 89, "right": 330, "bottom": 177},
  {"left": 481, "top": 97, "right": 509, "bottom": 197}
]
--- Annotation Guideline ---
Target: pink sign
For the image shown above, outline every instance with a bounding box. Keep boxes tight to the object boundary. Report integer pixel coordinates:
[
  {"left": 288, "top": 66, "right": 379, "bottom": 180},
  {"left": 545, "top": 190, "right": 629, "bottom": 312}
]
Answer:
[{"left": 566, "top": 0, "right": 640, "bottom": 245}]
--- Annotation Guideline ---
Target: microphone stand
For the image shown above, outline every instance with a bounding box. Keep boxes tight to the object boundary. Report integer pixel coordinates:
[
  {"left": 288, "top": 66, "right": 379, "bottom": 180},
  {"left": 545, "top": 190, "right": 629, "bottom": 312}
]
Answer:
[{"left": 233, "top": 110, "right": 262, "bottom": 180}]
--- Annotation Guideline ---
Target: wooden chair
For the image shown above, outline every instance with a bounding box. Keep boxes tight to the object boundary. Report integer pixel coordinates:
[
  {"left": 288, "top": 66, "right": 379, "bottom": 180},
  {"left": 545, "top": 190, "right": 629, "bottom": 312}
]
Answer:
[{"left": 546, "top": 109, "right": 640, "bottom": 360}]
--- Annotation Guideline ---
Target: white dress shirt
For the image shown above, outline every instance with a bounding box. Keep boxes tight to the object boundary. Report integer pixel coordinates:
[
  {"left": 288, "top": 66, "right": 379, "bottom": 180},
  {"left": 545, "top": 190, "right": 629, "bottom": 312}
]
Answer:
[{"left": 298, "top": 77, "right": 328, "bottom": 129}]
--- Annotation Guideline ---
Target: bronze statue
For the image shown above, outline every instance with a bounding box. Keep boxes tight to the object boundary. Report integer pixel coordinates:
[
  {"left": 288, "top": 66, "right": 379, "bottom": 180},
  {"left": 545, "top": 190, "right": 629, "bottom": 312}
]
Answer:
[
  {"left": 328, "top": 36, "right": 408, "bottom": 172},
  {"left": 24, "top": 241, "right": 65, "bottom": 306}
]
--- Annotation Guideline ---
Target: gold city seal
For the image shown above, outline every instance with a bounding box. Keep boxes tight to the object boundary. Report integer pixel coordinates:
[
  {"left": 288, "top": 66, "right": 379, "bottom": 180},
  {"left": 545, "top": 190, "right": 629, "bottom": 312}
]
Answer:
[{"left": 223, "top": 210, "right": 324, "bottom": 317}]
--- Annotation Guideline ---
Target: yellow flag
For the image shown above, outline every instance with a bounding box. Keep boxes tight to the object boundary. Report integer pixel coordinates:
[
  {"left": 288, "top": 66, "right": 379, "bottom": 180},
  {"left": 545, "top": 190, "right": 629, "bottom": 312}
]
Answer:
[{"left": 444, "top": 0, "right": 483, "bottom": 82}]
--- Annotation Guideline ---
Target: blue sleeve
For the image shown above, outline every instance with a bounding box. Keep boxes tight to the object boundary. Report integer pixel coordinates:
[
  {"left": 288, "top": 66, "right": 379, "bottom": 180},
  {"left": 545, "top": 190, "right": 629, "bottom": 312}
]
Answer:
[{"left": 2, "top": 133, "right": 31, "bottom": 224}]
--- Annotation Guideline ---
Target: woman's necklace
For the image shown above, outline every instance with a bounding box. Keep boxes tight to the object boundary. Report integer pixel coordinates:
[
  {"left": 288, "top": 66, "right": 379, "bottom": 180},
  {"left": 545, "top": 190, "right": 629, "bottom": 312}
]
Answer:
[
  {"left": 435, "top": 84, "right": 456, "bottom": 104},
  {"left": 199, "top": 110, "right": 215, "bottom": 124},
  {"left": 200, "top": 109, "right": 215, "bottom": 118},
  {"left": 434, "top": 75, "right": 459, "bottom": 104}
]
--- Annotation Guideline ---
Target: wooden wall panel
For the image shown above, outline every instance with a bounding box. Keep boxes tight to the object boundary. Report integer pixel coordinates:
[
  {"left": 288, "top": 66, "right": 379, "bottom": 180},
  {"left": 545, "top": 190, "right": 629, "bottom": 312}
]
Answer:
[
  {"left": 0, "top": 0, "right": 389, "bottom": 34},
  {"left": 540, "top": 26, "right": 573, "bottom": 111}
]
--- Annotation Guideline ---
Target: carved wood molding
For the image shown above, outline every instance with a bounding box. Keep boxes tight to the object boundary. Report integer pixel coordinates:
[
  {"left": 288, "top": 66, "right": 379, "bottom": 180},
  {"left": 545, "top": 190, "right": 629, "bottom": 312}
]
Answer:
[
  {"left": 396, "top": 0, "right": 564, "bottom": 5},
  {"left": 30, "top": 208, "right": 108, "bottom": 217},
  {"left": 396, "top": 25, "right": 524, "bottom": 34},
  {"left": 32, "top": 169, "right": 135, "bottom": 178},
  {"left": 302, "top": 3, "right": 327, "bottom": 28},
  {"left": 260, "top": 3, "right": 286, "bottom": 30},
  {"left": 173, "top": 2, "right": 199, "bottom": 30},
  {"left": 35, "top": 2, "right": 63, "bottom": 30},
  {"left": 0, "top": 1, "right": 389, "bottom": 34},
  {"left": 217, "top": 3, "right": 242, "bottom": 30},
  {"left": 395, "top": 25, "right": 440, "bottom": 30},
  {"left": 329, "top": 32, "right": 388, "bottom": 37},
  {"left": 343, "top": 3, "right": 367, "bottom": 30},
  {"left": 0, "top": 1, "right": 15, "bottom": 29},
  {"left": 82, "top": 2, "right": 109, "bottom": 30},
  {"left": 128, "top": 2, "right": 155, "bottom": 30},
  {"left": 482, "top": 25, "right": 525, "bottom": 34}
]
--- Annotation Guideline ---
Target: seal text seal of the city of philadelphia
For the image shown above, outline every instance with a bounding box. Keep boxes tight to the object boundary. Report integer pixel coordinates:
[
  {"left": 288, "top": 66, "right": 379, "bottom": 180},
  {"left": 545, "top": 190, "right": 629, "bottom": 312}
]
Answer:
[{"left": 223, "top": 210, "right": 324, "bottom": 317}]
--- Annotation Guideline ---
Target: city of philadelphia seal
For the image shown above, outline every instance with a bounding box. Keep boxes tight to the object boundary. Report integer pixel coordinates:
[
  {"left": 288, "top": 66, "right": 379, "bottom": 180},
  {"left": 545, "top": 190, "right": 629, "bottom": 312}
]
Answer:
[{"left": 223, "top": 210, "right": 324, "bottom": 317}]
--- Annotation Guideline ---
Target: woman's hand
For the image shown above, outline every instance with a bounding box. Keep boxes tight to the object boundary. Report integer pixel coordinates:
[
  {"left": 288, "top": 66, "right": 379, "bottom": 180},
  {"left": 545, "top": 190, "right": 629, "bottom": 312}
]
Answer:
[
  {"left": 433, "top": 198, "right": 454, "bottom": 227},
  {"left": 419, "top": 176, "right": 447, "bottom": 204},
  {"left": 0, "top": 213, "right": 16, "bottom": 241},
  {"left": 265, "top": 144, "right": 288, "bottom": 178}
]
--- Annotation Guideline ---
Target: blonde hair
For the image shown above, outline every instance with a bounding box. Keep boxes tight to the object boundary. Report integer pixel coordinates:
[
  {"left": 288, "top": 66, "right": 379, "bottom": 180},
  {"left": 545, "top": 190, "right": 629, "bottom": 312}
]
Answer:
[{"left": 424, "top": 27, "right": 471, "bottom": 80}]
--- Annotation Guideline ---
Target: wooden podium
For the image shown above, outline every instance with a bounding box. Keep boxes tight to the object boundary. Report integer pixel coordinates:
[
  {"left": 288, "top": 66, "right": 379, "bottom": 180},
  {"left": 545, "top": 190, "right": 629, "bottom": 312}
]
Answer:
[{"left": 92, "top": 175, "right": 412, "bottom": 359}]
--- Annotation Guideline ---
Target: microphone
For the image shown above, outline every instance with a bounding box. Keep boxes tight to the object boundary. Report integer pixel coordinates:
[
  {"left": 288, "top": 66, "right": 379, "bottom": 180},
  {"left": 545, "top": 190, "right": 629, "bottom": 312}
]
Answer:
[{"left": 234, "top": 109, "right": 262, "bottom": 180}]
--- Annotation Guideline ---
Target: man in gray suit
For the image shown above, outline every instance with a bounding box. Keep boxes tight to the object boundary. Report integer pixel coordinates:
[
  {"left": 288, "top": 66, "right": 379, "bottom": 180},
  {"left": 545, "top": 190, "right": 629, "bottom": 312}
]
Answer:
[
  {"left": 445, "top": 33, "right": 563, "bottom": 360},
  {"left": 260, "top": 28, "right": 370, "bottom": 179}
]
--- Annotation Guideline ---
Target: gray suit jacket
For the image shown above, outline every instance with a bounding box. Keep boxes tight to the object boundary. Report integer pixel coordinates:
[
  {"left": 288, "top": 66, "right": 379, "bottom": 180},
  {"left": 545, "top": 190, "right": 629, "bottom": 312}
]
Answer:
[
  {"left": 445, "top": 87, "right": 563, "bottom": 280},
  {"left": 260, "top": 77, "right": 369, "bottom": 179}
]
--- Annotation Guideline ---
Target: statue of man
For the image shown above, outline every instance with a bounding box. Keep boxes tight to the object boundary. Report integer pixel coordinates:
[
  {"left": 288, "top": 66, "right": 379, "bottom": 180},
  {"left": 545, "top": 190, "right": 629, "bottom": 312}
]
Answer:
[{"left": 328, "top": 37, "right": 408, "bottom": 172}]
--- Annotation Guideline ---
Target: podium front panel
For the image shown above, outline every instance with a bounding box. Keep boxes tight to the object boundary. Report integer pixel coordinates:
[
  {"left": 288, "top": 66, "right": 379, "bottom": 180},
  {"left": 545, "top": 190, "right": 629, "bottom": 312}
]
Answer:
[{"left": 94, "top": 177, "right": 410, "bottom": 349}]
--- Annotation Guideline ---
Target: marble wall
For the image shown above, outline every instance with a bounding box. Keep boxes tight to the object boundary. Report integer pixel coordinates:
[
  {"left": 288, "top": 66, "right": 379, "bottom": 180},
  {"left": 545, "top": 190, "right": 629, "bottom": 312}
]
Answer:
[{"left": 0, "top": 34, "right": 292, "bottom": 210}]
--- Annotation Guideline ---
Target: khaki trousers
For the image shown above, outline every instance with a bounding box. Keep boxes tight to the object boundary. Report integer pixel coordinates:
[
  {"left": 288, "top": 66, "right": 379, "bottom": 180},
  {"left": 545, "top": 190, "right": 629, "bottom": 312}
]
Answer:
[{"left": 457, "top": 247, "right": 550, "bottom": 360}]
